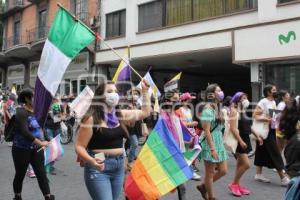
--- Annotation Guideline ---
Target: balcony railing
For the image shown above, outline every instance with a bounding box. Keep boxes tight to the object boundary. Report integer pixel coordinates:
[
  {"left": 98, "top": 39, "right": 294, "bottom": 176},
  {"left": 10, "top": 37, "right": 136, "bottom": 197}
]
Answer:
[
  {"left": 2, "top": 26, "right": 49, "bottom": 50},
  {"left": 27, "top": 26, "right": 50, "bottom": 43},
  {"left": 2, "top": 34, "right": 26, "bottom": 50},
  {"left": 3, "top": 0, "right": 24, "bottom": 14},
  {"left": 27, "top": 0, "right": 42, "bottom": 3},
  {"left": 75, "top": 11, "right": 89, "bottom": 24}
]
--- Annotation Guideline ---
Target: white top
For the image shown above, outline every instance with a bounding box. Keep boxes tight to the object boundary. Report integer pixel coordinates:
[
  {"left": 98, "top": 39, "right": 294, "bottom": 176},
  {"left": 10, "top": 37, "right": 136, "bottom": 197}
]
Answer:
[
  {"left": 277, "top": 101, "right": 286, "bottom": 111},
  {"left": 257, "top": 98, "right": 277, "bottom": 129},
  {"left": 257, "top": 98, "right": 277, "bottom": 116}
]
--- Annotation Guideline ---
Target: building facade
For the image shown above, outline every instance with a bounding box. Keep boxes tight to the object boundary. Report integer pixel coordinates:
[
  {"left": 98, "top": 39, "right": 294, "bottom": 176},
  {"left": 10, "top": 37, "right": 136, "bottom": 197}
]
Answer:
[
  {"left": 95, "top": 0, "right": 300, "bottom": 101},
  {"left": 0, "top": 0, "right": 100, "bottom": 96}
]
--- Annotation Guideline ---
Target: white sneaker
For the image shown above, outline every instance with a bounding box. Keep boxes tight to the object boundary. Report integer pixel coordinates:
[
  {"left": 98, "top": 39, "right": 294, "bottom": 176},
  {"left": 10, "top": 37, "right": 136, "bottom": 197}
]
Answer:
[
  {"left": 192, "top": 172, "right": 201, "bottom": 181},
  {"left": 281, "top": 176, "right": 290, "bottom": 187},
  {"left": 7, "top": 142, "right": 12, "bottom": 147},
  {"left": 254, "top": 174, "right": 271, "bottom": 183}
]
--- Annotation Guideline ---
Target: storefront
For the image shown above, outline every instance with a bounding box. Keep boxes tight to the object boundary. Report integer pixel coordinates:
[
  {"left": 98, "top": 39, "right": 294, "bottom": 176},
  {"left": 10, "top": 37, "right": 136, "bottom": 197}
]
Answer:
[
  {"left": 7, "top": 65, "right": 24, "bottom": 91},
  {"left": 6, "top": 51, "right": 91, "bottom": 96},
  {"left": 265, "top": 62, "right": 300, "bottom": 96},
  {"left": 233, "top": 18, "right": 300, "bottom": 100}
]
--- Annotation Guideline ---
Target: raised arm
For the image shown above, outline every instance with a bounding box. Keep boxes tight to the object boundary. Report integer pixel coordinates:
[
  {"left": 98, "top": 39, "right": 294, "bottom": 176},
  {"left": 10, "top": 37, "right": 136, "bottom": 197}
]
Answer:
[{"left": 121, "top": 80, "right": 151, "bottom": 124}]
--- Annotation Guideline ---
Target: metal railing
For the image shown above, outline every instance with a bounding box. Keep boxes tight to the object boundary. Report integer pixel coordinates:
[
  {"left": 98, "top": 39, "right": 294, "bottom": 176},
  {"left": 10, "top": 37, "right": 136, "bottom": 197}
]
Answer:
[
  {"left": 4, "top": 0, "right": 24, "bottom": 12},
  {"left": 2, "top": 34, "right": 25, "bottom": 50},
  {"left": 278, "top": 0, "right": 296, "bottom": 3},
  {"left": 2, "top": 26, "right": 50, "bottom": 50},
  {"left": 75, "top": 11, "right": 89, "bottom": 24},
  {"left": 27, "top": 26, "right": 50, "bottom": 43}
]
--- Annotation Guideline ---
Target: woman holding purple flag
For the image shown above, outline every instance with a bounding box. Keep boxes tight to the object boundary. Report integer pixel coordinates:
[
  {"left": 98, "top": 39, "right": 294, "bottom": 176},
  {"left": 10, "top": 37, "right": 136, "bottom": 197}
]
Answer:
[{"left": 75, "top": 79, "right": 150, "bottom": 200}]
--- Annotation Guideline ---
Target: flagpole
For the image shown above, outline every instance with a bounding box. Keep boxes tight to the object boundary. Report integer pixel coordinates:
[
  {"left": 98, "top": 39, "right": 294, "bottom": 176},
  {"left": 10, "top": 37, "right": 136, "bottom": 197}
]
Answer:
[
  {"left": 101, "top": 40, "right": 143, "bottom": 80},
  {"left": 56, "top": 3, "right": 143, "bottom": 80}
]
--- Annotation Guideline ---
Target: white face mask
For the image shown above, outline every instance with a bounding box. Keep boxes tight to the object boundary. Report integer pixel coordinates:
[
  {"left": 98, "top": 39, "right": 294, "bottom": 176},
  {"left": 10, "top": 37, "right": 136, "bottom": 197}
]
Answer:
[
  {"left": 133, "top": 95, "right": 139, "bottom": 101},
  {"left": 104, "top": 93, "right": 119, "bottom": 107},
  {"left": 241, "top": 99, "right": 250, "bottom": 109}
]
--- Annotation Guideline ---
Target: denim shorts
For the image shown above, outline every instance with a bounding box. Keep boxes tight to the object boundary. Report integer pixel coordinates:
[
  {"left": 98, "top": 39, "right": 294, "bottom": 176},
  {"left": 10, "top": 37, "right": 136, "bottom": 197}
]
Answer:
[{"left": 84, "top": 151, "right": 124, "bottom": 200}]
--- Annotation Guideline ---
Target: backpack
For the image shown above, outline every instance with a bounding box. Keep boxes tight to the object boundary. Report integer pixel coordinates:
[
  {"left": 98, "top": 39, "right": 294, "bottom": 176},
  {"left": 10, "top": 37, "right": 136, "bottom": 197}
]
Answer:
[{"left": 4, "top": 115, "right": 16, "bottom": 142}]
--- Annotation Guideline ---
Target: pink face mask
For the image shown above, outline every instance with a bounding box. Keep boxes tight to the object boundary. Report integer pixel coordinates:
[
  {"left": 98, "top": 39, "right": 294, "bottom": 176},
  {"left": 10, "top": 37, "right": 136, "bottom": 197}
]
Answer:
[{"left": 216, "top": 91, "right": 224, "bottom": 102}]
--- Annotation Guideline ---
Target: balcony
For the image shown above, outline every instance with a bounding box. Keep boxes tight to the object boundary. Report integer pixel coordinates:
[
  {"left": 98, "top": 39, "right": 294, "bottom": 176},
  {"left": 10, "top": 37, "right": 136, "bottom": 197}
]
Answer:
[
  {"left": 2, "top": 26, "right": 49, "bottom": 52},
  {"left": 27, "top": 0, "right": 42, "bottom": 3},
  {"left": 27, "top": 26, "right": 50, "bottom": 43},
  {"left": 75, "top": 11, "right": 89, "bottom": 24},
  {"left": 2, "top": 0, "right": 24, "bottom": 17},
  {"left": 2, "top": 35, "right": 26, "bottom": 51}
]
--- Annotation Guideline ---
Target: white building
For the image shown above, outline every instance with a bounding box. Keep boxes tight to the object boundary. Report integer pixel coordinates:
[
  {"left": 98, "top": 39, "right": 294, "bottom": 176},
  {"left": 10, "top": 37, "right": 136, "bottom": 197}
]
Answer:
[{"left": 95, "top": 0, "right": 300, "bottom": 101}]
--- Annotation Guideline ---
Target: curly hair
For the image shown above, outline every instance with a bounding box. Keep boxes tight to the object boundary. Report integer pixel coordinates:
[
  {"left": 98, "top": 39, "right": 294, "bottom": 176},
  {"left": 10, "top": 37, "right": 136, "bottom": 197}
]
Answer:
[{"left": 279, "top": 97, "right": 300, "bottom": 140}]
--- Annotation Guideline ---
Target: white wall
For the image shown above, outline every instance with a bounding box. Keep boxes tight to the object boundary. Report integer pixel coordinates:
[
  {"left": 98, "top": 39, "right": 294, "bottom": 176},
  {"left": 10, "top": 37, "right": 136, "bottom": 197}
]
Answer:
[{"left": 100, "top": 0, "right": 300, "bottom": 51}]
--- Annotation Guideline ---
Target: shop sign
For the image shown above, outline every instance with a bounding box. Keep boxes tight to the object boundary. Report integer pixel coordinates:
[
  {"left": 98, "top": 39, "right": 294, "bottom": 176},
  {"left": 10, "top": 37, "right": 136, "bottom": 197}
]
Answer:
[{"left": 234, "top": 20, "right": 300, "bottom": 62}]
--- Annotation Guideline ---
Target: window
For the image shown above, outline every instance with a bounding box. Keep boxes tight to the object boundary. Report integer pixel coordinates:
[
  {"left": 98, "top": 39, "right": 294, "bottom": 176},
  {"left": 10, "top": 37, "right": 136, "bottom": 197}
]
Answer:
[
  {"left": 65, "top": 79, "right": 71, "bottom": 95},
  {"left": 138, "top": 0, "right": 257, "bottom": 31},
  {"left": 166, "top": 0, "right": 193, "bottom": 26},
  {"left": 38, "top": 9, "right": 47, "bottom": 38},
  {"left": 266, "top": 64, "right": 300, "bottom": 95},
  {"left": 13, "top": 20, "right": 20, "bottom": 45},
  {"left": 139, "top": 1, "right": 163, "bottom": 31},
  {"left": 106, "top": 10, "right": 126, "bottom": 38},
  {"left": 71, "top": 80, "right": 78, "bottom": 96},
  {"left": 80, "top": 79, "right": 87, "bottom": 92},
  {"left": 278, "top": 0, "right": 297, "bottom": 3},
  {"left": 75, "top": 0, "right": 88, "bottom": 22}
]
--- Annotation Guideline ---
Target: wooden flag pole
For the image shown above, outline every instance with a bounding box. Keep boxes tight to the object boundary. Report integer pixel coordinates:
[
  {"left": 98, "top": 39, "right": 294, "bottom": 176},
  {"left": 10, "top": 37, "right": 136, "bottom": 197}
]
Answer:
[
  {"left": 100, "top": 39, "right": 143, "bottom": 80},
  {"left": 57, "top": 3, "right": 143, "bottom": 80}
]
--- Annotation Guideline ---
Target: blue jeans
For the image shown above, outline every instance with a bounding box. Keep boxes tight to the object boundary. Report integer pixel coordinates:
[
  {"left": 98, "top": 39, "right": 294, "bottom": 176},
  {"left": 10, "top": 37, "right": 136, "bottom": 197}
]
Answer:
[
  {"left": 84, "top": 152, "right": 124, "bottom": 200},
  {"left": 128, "top": 134, "right": 138, "bottom": 163}
]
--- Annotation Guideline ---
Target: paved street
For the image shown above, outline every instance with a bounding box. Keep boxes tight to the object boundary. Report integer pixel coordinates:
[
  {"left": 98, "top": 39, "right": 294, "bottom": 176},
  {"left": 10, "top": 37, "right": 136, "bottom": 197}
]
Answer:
[{"left": 0, "top": 141, "right": 286, "bottom": 200}]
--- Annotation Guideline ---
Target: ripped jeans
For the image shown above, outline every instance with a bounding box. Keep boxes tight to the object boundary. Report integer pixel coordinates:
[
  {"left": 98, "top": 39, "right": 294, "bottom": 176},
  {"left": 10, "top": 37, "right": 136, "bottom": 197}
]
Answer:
[{"left": 84, "top": 152, "right": 124, "bottom": 200}]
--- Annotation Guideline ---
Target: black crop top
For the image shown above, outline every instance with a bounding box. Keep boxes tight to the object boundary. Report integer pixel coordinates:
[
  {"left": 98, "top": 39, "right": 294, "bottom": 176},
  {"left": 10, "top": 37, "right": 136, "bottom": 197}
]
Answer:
[{"left": 87, "top": 126, "right": 127, "bottom": 150}]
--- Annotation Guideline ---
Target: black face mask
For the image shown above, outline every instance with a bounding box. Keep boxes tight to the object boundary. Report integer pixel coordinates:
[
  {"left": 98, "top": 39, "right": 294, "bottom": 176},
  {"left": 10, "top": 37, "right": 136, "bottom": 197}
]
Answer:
[
  {"left": 162, "top": 101, "right": 181, "bottom": 110},
  {"left": 272, "top": 92, "right": 278, "bottom": 98}
]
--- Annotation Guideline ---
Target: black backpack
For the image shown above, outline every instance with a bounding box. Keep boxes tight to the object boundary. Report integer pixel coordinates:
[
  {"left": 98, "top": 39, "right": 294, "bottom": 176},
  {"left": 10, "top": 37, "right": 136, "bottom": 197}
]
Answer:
[{"left": 4, "top": 115, "right": 16, "bottom": 142}]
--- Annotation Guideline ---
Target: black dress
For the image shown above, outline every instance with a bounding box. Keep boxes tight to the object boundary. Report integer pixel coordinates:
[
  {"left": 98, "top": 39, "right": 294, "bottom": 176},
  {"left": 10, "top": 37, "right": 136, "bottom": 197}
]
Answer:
[
  {"left": 254, "top": 126, "right": 284, "bottom": 170},
  {"left": 236, "top": 113, "right": 252, "bottom": 154}
]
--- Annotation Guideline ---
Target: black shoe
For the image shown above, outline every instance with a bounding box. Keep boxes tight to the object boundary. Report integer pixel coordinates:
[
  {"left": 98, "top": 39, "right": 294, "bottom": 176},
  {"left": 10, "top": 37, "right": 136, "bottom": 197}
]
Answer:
[
  {"left": 44, "top": 195, "right": 55, "bottom": 200},
  {"left": 13, "top": 195, "right": 22, "bottom": 200}
]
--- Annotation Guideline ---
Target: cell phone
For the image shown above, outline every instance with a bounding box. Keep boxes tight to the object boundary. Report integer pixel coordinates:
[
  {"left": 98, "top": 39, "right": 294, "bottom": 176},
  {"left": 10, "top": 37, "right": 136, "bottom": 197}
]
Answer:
[{"left": 94, "top": 152, "right": 105, "bottom": 163}]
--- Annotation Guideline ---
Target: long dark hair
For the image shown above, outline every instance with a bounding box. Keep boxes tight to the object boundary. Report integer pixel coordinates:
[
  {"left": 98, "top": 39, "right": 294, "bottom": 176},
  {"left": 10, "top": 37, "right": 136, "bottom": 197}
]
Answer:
[
  {"left": 279, "top": 97, "right": 300, "bottom": 140},
  {"left": 205, "top": 83, "right": 219, "bottom": 102},
  {"left": 82, "top": 80, "right": 123, "bottom": 127},
  {"left": 263, "top": 84, "right": 275, "bottom": 98},
  {"left": 276, "top": 90, "right": 289, "bottom": 104},
  {"left": 204, "top": 83, "right": 222, "bottom": 123}
]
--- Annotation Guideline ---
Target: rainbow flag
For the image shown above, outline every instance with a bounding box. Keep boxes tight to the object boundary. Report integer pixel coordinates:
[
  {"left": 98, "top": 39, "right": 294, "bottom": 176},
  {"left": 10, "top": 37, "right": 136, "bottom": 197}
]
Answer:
[
  {"left": 124, "top": 118, "right": 193, "bottom": 200},
  {"left": 112, "top": 48, "right": 131, "bottom": 82},
  {"left": 44, "top": 135, "right": 64, "bottom": 165}
]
